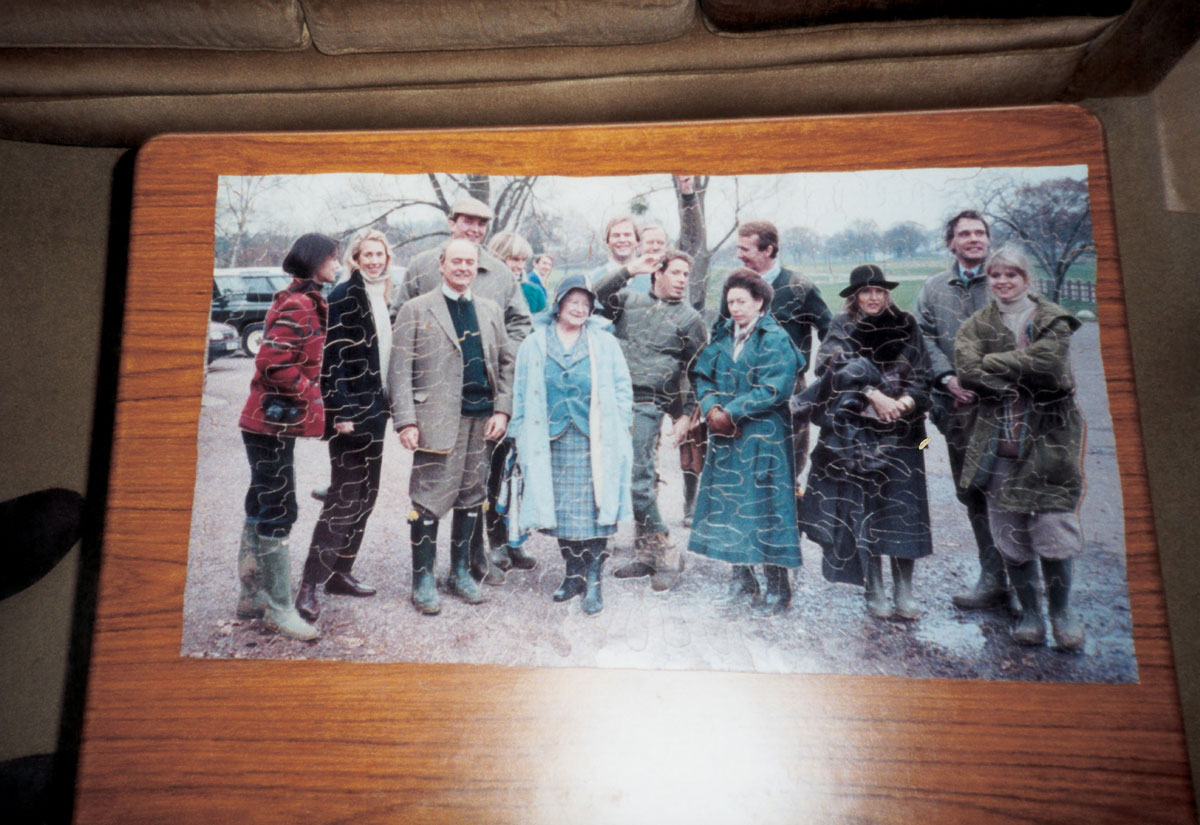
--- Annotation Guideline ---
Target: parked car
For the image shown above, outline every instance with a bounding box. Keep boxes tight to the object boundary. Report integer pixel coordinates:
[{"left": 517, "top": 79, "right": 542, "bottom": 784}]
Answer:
[
  {"left": 210, "top": 268, "right": 291, "bottom": 355},
  {"left": 206, "top": 321, "right": 240, "bottom": 363}
]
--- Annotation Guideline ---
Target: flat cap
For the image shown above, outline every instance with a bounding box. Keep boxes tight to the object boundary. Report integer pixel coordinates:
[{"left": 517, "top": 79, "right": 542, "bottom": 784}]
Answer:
[{"left": 450, "top": 195, "right": 494, "bottom": 220}]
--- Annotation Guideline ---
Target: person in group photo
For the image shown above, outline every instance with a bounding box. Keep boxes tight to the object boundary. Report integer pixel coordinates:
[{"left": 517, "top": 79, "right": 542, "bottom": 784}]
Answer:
[
  {"left": 235, "top": 232, "right": 340, "bottom": 641},
  {"left": 293, "top": 229, "right": 393, "bottom": 623},
  {"left": 800, "top": 264, "right": 933, "bottom": 621},
  {"left": 389, "top": 238, "right": 515, "bottom": 616},
  {"left": 688, "top": 269, "right": 802, "bottom": 616},
  {"left": 954, "top": 243, "right": 1087, "bottom": 651},
  {"left": 508, "top": 274, "right": 634, "bottom": 615},
  {"left": 594, "top": 249, "right": 708, "bottom": 592}
]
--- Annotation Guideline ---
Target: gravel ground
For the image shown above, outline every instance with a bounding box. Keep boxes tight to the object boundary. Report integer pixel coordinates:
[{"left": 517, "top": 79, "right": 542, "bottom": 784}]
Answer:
[{"left": 181, "top": 322, "right": 1137, "bottom": 683}]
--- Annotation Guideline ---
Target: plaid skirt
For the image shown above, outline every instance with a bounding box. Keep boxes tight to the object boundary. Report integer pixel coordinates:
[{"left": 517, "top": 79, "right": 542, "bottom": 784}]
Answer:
[{"left": 547, "top": 422, "right": 615, "bottom": 540}]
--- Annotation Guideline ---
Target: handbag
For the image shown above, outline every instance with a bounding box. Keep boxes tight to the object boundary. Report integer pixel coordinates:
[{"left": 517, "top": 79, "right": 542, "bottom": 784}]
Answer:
[{"left": 679, "top": 405, "right": 707, "bottom": 475}]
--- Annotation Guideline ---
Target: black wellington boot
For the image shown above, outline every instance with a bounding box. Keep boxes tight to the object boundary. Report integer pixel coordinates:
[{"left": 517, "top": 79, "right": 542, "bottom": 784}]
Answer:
[
  {"left": 448, "top": 508, "right": 486, "bottom": 604},
  {"left": 409, "top": 511, "right": 441, "bottom": 616},
  {"left": 1006, "top": 560, "right": 1046, "bottom": 646},
  {"left": 716, "top": 565, "right": 761, "bottom": 606},
  {"left": 581, "top": 540, "right": 609, "bottom": 616},
  {"left": 552, "top": 541, "right": 586, "bottom": 602},
  {"left": 754, "top": 565, "right": 792, "bottom": 616}
]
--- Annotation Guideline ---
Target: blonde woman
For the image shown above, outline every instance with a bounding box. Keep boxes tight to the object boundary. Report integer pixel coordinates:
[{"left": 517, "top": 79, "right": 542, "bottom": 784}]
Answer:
[{"left": 295, "top": 229, "right": 394, "bottom": 623}]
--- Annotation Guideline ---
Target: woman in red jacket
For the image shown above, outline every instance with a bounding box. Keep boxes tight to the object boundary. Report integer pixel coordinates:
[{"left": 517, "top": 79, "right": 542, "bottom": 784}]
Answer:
[{"left": 236, "top": 232, "right": 339, "bottom": 641}]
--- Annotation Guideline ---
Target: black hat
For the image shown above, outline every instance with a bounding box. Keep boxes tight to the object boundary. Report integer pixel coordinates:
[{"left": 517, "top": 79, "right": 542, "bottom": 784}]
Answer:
[{"left": 839, "top": 264, "right": 900, "bottom": 297}]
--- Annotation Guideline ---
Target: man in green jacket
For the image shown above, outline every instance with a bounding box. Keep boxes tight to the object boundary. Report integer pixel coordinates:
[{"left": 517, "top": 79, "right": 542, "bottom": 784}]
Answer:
[
  {"left": 595, "top": 249, "right": 708, "bottom": 591},
  {"left": 913, "top": 210, "right": 1014, "bottom": 613}
]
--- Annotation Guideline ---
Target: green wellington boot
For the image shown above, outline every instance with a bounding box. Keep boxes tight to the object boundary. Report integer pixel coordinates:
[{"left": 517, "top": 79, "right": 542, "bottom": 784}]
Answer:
[
  {"left": 892, "top": 557, "right": 921, "bottom": 620},
  {"left": 1006, "top": 560, "right": 1046, "bottom": 646},
  {"left": 410, "top": 512, "right": 441, "bottom": 616},
  {"left": 468, "top": 509, "right": 506, "bottom": 586},
  {"left": 255, "top": 533, "right": 319, "bottom": 641},
  {"left": 864, "top": 555, "right": 892, "bottom": 619},
  {"left": 952, "top": 542, "right": 1010, "bottom": 611},
  {"left": 236, "top": 520, "right": 264, "bottom": 619},
  {"left": 448, "top": 508, "right": 486, "bottom": 604},
  {"left": 1042, "top": 558, "right": 1085, "bottom": 651}
]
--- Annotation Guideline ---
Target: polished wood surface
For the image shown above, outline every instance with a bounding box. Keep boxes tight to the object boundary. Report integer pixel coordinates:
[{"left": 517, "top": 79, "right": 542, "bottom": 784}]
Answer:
[{"left": 75, "top": 108, "right": 1195, "bottom": 823}]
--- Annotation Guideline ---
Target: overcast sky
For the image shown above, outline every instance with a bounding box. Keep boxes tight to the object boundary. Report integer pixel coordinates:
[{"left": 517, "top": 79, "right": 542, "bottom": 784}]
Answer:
[{"left": 220, "top": 164, "right": 1088, "bottom": 243}]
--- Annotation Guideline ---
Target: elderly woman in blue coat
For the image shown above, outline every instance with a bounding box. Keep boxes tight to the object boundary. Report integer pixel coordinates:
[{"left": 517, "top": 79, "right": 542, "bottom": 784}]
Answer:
[
  {"left": 508, "top": 274, "right": 634, "bottom": 615},
  {"left": 688, "top": 269, "right": 803, "bottom": 615}
]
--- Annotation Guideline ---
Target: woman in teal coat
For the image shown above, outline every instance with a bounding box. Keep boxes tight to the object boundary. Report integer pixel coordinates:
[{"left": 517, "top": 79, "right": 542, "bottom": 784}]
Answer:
[{"left": 688, "top": 269, "right": 803, "bottom": 615}]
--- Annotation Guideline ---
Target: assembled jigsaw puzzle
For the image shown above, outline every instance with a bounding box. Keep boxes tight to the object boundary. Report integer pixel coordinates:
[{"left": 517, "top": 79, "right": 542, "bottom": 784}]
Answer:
[{"left": 181, "top": 167, "right": 1136, "bottom": 684}]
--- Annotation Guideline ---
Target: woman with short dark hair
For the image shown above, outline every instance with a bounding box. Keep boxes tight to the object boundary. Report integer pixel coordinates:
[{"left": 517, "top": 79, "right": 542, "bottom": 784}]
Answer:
[
  {"left": 801, "top": 264, "right": 933, "bottom": 620},
  {"left": 236, "top": 232, "right": 338, "bottom": 641},
  {"left": 688, "top": 269, "right": 801, "bottom": 615}
]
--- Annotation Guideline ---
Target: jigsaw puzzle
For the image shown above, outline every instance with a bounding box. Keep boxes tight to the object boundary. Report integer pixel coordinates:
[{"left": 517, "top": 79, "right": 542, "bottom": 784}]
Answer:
[{"left": 182, "top": 167, "right": 1136, "bottom": 683}]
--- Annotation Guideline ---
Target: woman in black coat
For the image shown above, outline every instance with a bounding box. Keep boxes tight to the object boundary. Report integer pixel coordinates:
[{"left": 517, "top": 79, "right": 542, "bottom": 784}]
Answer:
[
  {"left": 295, "top": 229, "right": 394, "bottom": 622},
  {"left": 800, "top": 265, "right": 933, "bottom": 620}
]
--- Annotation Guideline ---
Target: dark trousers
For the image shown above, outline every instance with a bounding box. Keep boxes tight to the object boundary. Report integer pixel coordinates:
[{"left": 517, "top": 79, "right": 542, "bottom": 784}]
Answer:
[
  {"left": 242, "top": 430, "right": 297, "bottom": 539},
  {"left": 944, "top": 430, "right": 997, "bottom": 559},
  {"left": 302, "top": 426, "right": 385, "bottom": 584},
  {"left": 484, "top": 437, "right": 509, "bottom": 547}
]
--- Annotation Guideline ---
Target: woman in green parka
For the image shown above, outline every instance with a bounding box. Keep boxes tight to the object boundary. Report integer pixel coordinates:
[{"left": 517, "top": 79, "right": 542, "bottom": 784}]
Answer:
[
  {"left": 688, "top": 269, "right": 802, "bottom": 616},
  {"left": 954, "top": 243, "right": 1086, "bottom": 651}
]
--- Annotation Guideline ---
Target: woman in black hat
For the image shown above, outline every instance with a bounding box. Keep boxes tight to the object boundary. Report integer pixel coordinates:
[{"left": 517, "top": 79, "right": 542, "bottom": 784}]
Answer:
[{"left": 800, "top": 264, "right": 934, "bottom": 620}]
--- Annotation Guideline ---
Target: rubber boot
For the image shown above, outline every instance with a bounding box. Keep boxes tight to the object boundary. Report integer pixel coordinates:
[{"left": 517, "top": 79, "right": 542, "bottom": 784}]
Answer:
[
  {"left": 864, "top": 555, "right": 892, "bottom": 619},
  {"left": 469, "top": 508, "right": 506, "bottom": 586},
  {"left": 1042, "top": 559, "right": 1084, "bottom": 651},
  {"left": 682, "top": 472, "right": 698, "bottom": 527},
  {"left": 506, "top": 542, "right": 538, "bottom": 571},
  {"left": 715, "top": 565, "right": 760, "bottom": 606},
  {"left": 236, "top": 520, "right": 264, "bottom": 619},
  {"left": 448, "top": 508, "right": 486, "bottom": 604},
  {"left": 891, "top": 557, "right": 921, "bottom": 620},
  {"left": 552, "top": 541, "right": 586, "bottom": 602},
  {"left": 581, "top": 541, "right": 608, "bottom": 616},
  {"left": 650, "top": 533, "right": 685, "bottom": 592},
  {"left": 754, "top": 565, "right": 792, "bottom": 616},
  {"left": 952, "top": 527, "right": 1010, "bottom": 611},
  {"left": 1006, "top": 560, "right": 1046, "bottom": 646},
  {"left": 255, "top": 532, "right": 319, "bottom": 641},
  {"left": 409, "top": 511, "right": 441, "bottom": 616}
]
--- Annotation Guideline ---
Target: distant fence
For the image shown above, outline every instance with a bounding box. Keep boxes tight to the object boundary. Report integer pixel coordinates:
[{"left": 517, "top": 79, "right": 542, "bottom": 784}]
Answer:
[{"left": 1038, "top": 278, "right": 1095, "bottom": 303}]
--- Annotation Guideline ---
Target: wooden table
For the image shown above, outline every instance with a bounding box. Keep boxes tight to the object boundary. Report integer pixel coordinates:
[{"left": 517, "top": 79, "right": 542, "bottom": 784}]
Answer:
[{"left": 74, "top": 107, "right": 1196, "bottom": 823}]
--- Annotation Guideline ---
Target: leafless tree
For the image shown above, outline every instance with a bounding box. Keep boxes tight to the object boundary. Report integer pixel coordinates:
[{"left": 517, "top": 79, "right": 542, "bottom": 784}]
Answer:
[{"left": 215, "top": 175, "right": 285, "bottom": 267}]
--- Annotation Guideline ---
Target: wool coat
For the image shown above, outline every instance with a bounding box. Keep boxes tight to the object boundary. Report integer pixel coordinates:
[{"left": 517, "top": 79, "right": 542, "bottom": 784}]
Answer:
[
  {"left": 388, "top": 289, "right": 513, "bottom": 453},
  {"left": 688, "top": 314, "right": 803, "bottom": 568},
  {"left": 913, "top": 262, "right": 991, "bottom": 435},
  {"left": 801, "top": 307, "right": 933, "bottom": 585},
  {"left": 508, "top": 315, "right": 634, "bottom": 534},
  {"left": 954, "top": 296, "right": 1084, "bottom": 513},
  {"left": 320, "top": 270, "right": 390, "bottom": 437},
  {"left": 239, "top": 278, "right": 328, "bottom": 438}
]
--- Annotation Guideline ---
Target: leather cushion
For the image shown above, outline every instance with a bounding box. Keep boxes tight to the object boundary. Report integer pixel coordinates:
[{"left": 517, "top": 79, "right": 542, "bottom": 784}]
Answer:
[
  {"left": 0, "top": 0, "right": 308, "bottom": 51},
  {"left": 301, "top": 0, "right": 696, "bottom": 55}
]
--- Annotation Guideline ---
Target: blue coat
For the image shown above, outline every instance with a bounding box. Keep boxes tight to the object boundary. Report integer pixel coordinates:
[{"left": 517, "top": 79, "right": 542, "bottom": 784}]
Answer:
[
  {"left": 508, "top": 315, "right": 634, "bottom": 533},
  {"left": 688, "top": 314, "right": 803, "bottom": 567}
]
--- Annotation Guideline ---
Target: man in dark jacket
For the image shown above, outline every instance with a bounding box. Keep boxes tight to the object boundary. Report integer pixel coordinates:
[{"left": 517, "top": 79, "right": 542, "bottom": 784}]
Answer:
[
  {"left": 913, "top": 209, "right": 1013, "bottom": 613},
  {"left": 595, "top": 249, "right": 707, "bottom": 591},
  {"left": 734, "top": 219, "right": 832, "bottom": 489}
]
